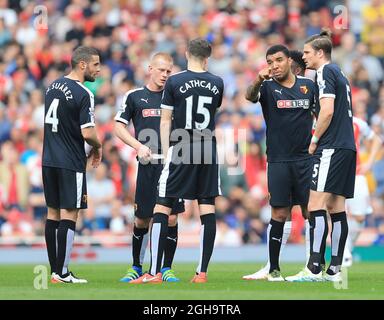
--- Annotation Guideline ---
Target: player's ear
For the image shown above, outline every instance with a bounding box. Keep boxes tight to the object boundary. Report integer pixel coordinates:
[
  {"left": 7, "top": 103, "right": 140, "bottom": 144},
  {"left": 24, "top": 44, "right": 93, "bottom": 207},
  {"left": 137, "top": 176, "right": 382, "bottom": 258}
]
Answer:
[{"left": 79, "top": 60, "right": 87, "bottom": 70}]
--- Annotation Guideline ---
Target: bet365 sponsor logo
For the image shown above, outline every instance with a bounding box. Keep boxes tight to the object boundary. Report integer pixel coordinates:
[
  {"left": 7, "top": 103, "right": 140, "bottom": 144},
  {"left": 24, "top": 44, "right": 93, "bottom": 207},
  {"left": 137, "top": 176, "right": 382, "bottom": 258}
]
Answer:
[
  {"left": 277, "top": 99, "right": 310, "bottom": 109},
  {"left": 142, "top": 109, "right": 161, "bottom": 117}
]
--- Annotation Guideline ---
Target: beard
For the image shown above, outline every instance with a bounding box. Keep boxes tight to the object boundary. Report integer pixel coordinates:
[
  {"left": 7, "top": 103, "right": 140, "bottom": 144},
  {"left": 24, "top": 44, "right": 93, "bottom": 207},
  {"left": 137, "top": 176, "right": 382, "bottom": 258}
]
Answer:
[
  {"left": 274, "top": 71, "right": 289, "bottom": 82},
  {"left": 84, "top": 72, "right": 95, "bottom": 82}
]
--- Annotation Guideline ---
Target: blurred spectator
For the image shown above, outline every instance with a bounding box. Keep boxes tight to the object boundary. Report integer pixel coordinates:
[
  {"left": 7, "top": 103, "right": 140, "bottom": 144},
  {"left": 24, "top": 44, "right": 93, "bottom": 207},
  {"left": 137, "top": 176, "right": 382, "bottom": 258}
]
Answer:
[
  {"left": 0, "top": 103, "right": 11, "bottom": 143},
  {"left": 87, "top": 162, "right": 116, "bottom": 229},
  {"left": 0, "top": 17, "right": 11, "bottom": 46},
  {"left": 0, "top": 141, "right": 30, "bottom": 211},
  {"left": 215, "top": 217, "right": 242, "bottom": 247},
  {"left": 103, "top": 145, "right": 129, "bottom": 196},
  {"left": 219, "top": 154, "right": 249, "bottom": 199},
  {"left": 244, "top": 141, "right": 267, "bottom": 191},
  {"left": 361, "top": 0, "right": 384, "bottom": 67},
  {"left": 23, "top": 130, "right": 46, "bottom": 234},
  {"left": 371, "top": 99, "right": 384, "bottom": 138},
  {"left": 348, "top": 0, "right": 370, "bottom": 39},
  {"left": 15, "top": 11, "right": 37, "bottom": 45},
  {"left": 109, "top": 199, "right": 127, "bottom": 234},
  {"left": 0, "top": 0, "right": 17, "bottom": 27},
  {"left": 105, "top": 42, "right": 134, "bottom": 80}
]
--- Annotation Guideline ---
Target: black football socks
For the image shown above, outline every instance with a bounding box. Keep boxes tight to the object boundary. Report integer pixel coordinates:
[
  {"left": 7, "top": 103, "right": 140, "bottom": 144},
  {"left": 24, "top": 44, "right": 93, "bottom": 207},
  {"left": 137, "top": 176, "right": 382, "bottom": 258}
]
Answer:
[
  {"left": 307, "top": 210, "right": 328, "bottom": 274},
  {"left": 45, "top": 219, "right": 59, "bottom": 274},
  {"left": 56, "top": 219, "right": 76, "bottom": 277},
  {"left": 197, "top": 214, "right": 216, "bottom": 273},
  {"left": 327, "top": 212, "right": 348, "bottom": 275},
  {"left": 132, "top": 225, "right": 149, "bottom": 269},
  {"left": 163, "top": 224, "right": 178, "bottom": 269}
]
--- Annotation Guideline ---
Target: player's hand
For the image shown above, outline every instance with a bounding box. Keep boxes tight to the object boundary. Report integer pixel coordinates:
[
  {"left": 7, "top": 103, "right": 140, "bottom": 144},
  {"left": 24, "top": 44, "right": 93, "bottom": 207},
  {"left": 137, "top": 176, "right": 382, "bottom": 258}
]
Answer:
[
  {"left": 89, "top": 146, "right": 102, "bottom": 168},
  {"left": 308, "top": 142, "right": 317, "bottom": 155},
  {"left": 137, "top": 144, "right": 152, "bottom": 163},
  {"left": 258, "top": 67, "right": 272, "bottom": 81},
  {"left": 359, "top": 162, "right": 373, "bottom": 175}
]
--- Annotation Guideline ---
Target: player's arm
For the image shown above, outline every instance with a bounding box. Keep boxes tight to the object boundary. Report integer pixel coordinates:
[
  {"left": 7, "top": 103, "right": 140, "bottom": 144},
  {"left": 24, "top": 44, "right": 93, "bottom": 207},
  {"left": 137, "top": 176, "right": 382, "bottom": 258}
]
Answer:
[
  {"left": 159, "top": 76, "right": 174, "bottom": 159},
  {"left": 309, "top": 97, "right": 334, "bottom": 154},
  {"left": 80, "top": 92, "right": 102, "bottom": 168},
  {"left": 114, "top": 91, "right": 151, "bottom": 160},
  {"left": 81, "top": 127, "right": 102, "bottom": 168},
  {"left": 360, "top": 130, "right": 383, "bottom": 174},
  {"left": 160, "top": 109, "right": 172, "bottom": 159},
  {"left": 114, "top": 121, "right": 151, "bottom": 159},
  {"left": 245, "top": 67, "right": 271, "bottom": 102},
  {"left": 310, "top": 66, "right": 337, "bottom": 154}
]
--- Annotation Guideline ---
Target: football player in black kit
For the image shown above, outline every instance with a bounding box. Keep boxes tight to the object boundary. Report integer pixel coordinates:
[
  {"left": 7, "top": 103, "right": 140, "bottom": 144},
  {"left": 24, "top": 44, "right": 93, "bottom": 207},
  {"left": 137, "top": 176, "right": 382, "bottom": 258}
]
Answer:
[
  {"left": 114, "top": 52, "right": 184, "bottom": 283},
  {"left": 244, "top": 49, "right": 319, "bottom": 281},
  {"left": 298, "top": 29, "right": 356, "bottom": 282},
  {"left": 244, "top": 45, "right": 316, "bottom": 281},
  {"left": 42, "top": 46, "right": 102, "bottom": 283},
  {"left": 131, "top": 38, "right": 224, "bottom": 284}
]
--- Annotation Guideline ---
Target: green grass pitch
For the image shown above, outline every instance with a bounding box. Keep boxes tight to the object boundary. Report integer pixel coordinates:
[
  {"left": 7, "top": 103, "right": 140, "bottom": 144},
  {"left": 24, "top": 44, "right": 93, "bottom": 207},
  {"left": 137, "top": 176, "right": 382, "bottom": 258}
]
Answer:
[{"left": 0, "top": 262, "right": 383, "bottom": 300}]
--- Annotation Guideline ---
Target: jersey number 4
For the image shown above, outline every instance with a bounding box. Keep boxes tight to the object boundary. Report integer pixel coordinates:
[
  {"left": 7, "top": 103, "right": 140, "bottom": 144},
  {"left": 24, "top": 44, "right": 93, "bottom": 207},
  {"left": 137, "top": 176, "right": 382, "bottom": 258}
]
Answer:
[
  {"left": 45, "top": 98, "right": 59, "bottom": 132},
  {"left": 185, "top": 95, "right": 212, "bottom": 130}
]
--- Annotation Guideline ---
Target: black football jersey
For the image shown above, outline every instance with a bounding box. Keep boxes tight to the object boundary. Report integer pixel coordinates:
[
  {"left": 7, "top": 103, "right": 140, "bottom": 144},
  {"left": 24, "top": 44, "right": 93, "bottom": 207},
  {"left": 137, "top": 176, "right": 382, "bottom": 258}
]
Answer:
[
  {"left": 42, "top": 77, "right": 95, "bottom": 172},
  {"left": 258, "top": 76, "right": 316, "bottom": 162},
  {"left": 160, "top": 70, "right": 224, "bottom": 142},
  {"left": 314, "top": 63, "right": 356, "bottom": 151},
  {"left": 115, "top": 86, "right": 163, "bottom": 153}
]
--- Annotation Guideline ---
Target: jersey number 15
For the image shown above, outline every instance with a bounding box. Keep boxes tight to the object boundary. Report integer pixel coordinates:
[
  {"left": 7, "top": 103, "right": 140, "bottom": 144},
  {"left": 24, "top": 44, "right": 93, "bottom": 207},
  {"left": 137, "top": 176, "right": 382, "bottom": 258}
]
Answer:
[{"left": 185, "top": 95, "right": 212, "bottom": 130}]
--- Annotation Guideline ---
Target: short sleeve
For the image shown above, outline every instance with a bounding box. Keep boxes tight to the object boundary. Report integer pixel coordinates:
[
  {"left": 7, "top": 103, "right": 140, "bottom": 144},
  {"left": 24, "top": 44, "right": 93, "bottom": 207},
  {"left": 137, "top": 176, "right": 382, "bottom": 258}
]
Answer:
[
  {"left": 317, "top": 65, "right": 336, "bottom": 99},
  {"left": 114, "top": 90, "right": 135, "bottom": 124},
  {"left": 79, "top": 92, "right": 95, "bottom": 129},
  {"left": 257, "top": 81, "right": 268, "bottom": 105},
  {"left": 160, "top": 77, "right": 174, "bottom": 110},
  {"left": 217, "top": 78, "right": 224, "bottom": 108}
]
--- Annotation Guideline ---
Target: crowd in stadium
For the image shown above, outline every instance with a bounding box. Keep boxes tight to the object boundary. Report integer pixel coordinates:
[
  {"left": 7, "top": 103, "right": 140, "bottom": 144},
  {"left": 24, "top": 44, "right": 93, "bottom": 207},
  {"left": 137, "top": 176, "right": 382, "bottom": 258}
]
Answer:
[{"left": 0, "top": 0, "right": 383, "bottom": 246}]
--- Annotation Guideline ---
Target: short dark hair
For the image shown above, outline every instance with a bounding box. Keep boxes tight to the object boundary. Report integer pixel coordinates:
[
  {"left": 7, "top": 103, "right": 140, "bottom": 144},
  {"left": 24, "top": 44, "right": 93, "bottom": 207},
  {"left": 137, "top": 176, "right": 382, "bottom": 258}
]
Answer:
[
  {"left": 187, "top": 38, "right": 212, "bottom": 59},
  {"left": 305, "top": 28, "right": 333, "bottom": 59},
  {"left": 266, "top": 45, "right": 290, "bottom": 58},
  {"left": 71, "top": 46, "right": 99, "bottom": 68},
  {"left": 289, "top": 50, "right": 306, "bottom": 71}
]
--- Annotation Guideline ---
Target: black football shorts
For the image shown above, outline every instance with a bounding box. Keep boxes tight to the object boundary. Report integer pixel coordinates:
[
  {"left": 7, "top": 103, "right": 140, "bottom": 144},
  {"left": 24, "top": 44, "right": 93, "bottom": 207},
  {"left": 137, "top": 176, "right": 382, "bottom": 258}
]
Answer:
[
  {"left": 267, "top": 157, "right": 313, "bottom": 207},
  {"left": 42, "top": 166, "right": 87, "bottom": 209}
]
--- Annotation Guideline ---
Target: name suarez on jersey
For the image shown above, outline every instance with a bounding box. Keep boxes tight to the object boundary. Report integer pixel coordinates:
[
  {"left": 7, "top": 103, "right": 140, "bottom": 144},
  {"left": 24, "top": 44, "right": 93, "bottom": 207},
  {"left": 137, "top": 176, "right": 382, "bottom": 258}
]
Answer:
[
  {"left": 276, "top": 99, "right": 310, "bottom": 109},
  {"left": 46, "top": 82, "right": 73, "bottom": 101},
  {"left": 179, "top": 80, "right": 220, "bottom": 95}
]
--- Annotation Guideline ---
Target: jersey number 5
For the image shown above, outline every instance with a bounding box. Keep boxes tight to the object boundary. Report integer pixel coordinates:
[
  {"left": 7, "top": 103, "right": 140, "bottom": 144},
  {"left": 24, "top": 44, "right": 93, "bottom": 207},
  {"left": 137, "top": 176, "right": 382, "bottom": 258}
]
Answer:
[
  {"left": 185, "top": 95, "right": 212, "bottom": 130},
  {"left": 45, "top": 98, "right": 59, "bottom": 132},
  {"left": 346, "top": 84, "right": 352, "bottom": 118}
]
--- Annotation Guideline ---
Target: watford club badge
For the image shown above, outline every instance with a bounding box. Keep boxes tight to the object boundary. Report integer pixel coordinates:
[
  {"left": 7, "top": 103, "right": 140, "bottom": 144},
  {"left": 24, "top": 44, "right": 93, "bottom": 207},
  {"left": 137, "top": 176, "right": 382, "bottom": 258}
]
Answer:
[
  {"left": 82, "top": 195, "right": 88, "bottom": 203},
  {"left": 300, "top": 85, "right": 308, "bottom": 94}
]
